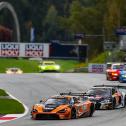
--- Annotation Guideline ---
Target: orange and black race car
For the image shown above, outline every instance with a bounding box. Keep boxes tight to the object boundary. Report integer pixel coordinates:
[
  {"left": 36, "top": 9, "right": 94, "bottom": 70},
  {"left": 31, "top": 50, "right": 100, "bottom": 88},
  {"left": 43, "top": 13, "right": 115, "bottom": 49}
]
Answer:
[{"left": 31, "top": 93, "right": 95, "bottom": 120}]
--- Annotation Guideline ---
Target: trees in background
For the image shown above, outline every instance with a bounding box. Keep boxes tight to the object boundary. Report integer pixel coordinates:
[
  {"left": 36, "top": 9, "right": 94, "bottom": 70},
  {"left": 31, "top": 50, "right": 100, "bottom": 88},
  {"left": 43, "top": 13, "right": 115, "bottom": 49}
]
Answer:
[{"left": 1, "top": 0, "right": 126, "bottom": 56}]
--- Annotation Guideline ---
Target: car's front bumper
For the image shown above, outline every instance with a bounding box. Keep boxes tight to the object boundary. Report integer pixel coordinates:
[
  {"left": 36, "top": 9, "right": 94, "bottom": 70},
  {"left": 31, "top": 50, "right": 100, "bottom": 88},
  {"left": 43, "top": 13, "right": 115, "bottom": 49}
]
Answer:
[
  {"left": 31, "top": 112, "right": 71, "bottom": 120},
  {"left": 110, "top": 75, "right": 119, "bottom": 80},
  {"left": 119, "top": 76, "right": 126, "bottom": 82}
]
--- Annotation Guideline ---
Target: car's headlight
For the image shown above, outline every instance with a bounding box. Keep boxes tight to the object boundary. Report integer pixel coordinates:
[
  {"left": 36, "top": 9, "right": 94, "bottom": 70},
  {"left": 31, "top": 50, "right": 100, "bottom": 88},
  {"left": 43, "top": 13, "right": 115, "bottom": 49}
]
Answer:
[
  {"left": 101, "top": 99, "right": 111, "bottom": 103},
  {"left": 41, "top": 66, "right": 46, "bottom": 69},
  {"left": 6, "top": 71, "right": 12, "bottom": 74},
  {"left": 18, "top": 71, "right": 23, "bottom": 74},
  {"left": 112, "top": 73, "right": 118, "bottom": 76},
  {"left": 58, "top": 108, "right": 67, "bottom": 113},
  {"left": 122, "top": 74, "right": 126, "bottom": 77},
  {"left": 55, "top": 65, "right": 60, "bottom": 70}
]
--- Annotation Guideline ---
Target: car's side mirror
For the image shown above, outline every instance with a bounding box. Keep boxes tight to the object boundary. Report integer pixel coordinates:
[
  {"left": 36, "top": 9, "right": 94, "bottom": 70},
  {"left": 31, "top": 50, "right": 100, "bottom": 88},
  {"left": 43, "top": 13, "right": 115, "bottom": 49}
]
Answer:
[{"left": 40, "top": 98, "right": 46, "bottom": 103}]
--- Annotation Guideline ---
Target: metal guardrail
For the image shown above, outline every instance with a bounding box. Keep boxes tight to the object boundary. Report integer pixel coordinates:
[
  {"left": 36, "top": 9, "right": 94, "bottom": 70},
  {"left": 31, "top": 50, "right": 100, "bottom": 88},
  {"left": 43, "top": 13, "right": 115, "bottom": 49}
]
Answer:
[{"left": 73, "top": 67, "right": 88, "bottom": 73}]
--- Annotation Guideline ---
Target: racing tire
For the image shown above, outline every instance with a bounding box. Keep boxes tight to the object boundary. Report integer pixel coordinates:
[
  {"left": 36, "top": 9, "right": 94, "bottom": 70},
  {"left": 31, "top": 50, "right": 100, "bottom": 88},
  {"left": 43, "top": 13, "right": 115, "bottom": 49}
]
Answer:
[
  {"left": 119, "top": 76, "right": 123, "bottom": 83},
  {"left": 111, "top": 98, "right": 116, "bottom": 110},
  {"left": 71, "top": 108, "right": 77, "bottom": 119},
  {"left": 124, "top": 96, "right": 126, "bottom": 107},
  {"left": 106, "top": 76, "right": 109, "bottom": 80},
  {"left": 119, "top": 96, "right": 121, "bottom": 104},
  {"left": 89, "top": 104, "right": 95, "bottom": 117},
  {"left": 119, "top": 79, "right": 123, "bottom": 83}
]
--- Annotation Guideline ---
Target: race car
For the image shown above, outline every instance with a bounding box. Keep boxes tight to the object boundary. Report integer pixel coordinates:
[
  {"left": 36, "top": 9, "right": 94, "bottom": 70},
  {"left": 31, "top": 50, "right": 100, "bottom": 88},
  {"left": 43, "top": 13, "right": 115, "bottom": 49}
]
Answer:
[
  {"left": 31, "top": 93, "right": 95, "bottom": 120},
  {"left": 106, "top": 62, "right": 112, "bottom": 69},
  {"left": 6, "top": 67, "right": 23, "bottom": 74},
  {"left": 106, "top": 63, "right": 124, "bottom": 81},
  {"left": 86, "top": 85, "right": 125, "bottom": 109},
  {"left": 38, "top": 61, "right": 60, "bottom": 72},
  {"left": 119, "top": 66, "right": 126, "bottom": 83}
]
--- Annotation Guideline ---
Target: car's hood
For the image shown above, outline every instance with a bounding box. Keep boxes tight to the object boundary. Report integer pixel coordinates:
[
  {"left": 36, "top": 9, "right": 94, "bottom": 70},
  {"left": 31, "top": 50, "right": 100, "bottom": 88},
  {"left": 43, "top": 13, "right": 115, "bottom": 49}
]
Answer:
[
  {"left": 33, "top": 103, "right": 69, "bottom": 112},
  {"left": 44, "top": 104, "right": 69, "bottom": 111},
  {"left": 89, "top": 95, "right": 110, "bottom": 102}
]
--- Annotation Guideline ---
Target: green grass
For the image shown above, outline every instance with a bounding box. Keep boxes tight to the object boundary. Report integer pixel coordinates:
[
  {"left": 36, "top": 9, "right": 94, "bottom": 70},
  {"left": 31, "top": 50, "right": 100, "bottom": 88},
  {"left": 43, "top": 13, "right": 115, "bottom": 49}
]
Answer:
[
  {"left": 0, "top": 58, "right": 38, "bottom": 73},
  {"left": 0, "top": 58, "right": 79, "bottom": 73},
  {"left": 0, "top": 89, "right": 25, "bottom": 114},
  {"left": 0, "top": 89, "right": 8, "bottom": 96},
  {"left": 0, "top": 99, "right": 25, "bottom": 114}
]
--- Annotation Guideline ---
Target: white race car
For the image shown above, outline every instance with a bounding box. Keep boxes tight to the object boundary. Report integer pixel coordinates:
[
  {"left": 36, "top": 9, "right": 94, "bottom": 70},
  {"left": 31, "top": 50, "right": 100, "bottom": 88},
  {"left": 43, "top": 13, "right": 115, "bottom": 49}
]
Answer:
[{"left": 6, "top": 67, "right": 23, "bottom": 74}]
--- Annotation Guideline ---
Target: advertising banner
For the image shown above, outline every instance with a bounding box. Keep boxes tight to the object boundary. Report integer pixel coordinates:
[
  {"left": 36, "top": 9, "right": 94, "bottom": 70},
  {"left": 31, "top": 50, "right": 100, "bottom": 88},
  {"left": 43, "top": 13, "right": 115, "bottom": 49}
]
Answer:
[
  {"left": 1, "top": 43, "right": 19, "bottom": 57},
  {"left": 0, "top": 43, "right": 49, "bottom": 58},
  {"left": 25, "top": 43, "right": 43, "bottom": 57},
  {"left": 88, "top": 64, "right": 106, "bottom": 73}
]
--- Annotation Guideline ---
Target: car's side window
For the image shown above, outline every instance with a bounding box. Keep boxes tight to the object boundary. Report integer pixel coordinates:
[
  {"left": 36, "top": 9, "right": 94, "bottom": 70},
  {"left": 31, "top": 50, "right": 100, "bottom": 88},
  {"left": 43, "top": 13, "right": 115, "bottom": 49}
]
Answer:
[
  {"left": 70, "top": 98, "right": 74, "bottom": 104},
  {"left": 112, "top": 88, "right": 115, "bottom": 95},
  {"left": 73, "top": 97, "right": 78, "bottom": 103}
]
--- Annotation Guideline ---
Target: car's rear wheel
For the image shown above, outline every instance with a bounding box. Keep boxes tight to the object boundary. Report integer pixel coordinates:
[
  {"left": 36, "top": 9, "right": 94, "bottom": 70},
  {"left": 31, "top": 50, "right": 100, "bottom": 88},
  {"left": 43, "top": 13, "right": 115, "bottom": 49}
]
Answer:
[
  {"left": 111, "top": 98, "right": 116, "bottom": 109},
  {"left": 106, "top": 75, "right": 109, "bottom": 80},
  {"left": 124, "top": 96, "right": 126, "bottom": 107},
  {"left": 119, "top": 96, "right": 121, "bottom": 104},
  {"left": 71, "top": 108, "right": 77, "bottom": 119},
  {"left": 119, "top": 77, "right": 123, "bottom": 83},
  {"left": 89, "top": 104, "right": 95, "bottom": 117}
]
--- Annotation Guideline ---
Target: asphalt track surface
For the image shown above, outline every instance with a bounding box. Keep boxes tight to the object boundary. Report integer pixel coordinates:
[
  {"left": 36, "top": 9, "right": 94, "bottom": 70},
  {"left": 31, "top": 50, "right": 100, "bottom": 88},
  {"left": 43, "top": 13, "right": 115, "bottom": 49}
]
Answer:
[{"left": 0, "top": 73, "right": 126, "bottom": 126}]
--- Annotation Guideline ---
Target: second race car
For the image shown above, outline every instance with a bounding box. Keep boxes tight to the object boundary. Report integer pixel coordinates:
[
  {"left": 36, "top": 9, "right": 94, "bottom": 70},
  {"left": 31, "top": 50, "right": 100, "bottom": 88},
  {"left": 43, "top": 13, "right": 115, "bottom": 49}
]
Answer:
[
  {"left": 31, "top": 93, "right": 95, "bottom": 120},
  {"left": 106, "top": 63, "right": 124, "bottom": 81},
  {"left": 38, "top": 61, "right": 61, "bottom": 72},
  {"left": 86, "top": 85, "right": 126, "bottom": 109}
]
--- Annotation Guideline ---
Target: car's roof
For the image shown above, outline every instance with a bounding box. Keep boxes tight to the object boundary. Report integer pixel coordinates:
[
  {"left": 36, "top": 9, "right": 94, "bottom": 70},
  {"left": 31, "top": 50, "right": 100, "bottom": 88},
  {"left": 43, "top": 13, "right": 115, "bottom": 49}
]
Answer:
[
  {"left": 91, "top": 87, "right": 113, "bottom": 89},
  {"left": 43, "top": 61, "right": 55, "bottom": 63},
  {"left": 7, "top": 67, "right": 20, "bottom": 69}
]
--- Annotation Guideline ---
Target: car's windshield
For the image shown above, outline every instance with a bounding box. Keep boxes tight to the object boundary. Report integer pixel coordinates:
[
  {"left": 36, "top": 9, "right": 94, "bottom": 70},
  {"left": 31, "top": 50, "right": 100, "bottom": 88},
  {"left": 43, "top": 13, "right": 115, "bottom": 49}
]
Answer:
[
  {"left": 87, "top": 88, "right": 111, "bottom": 97},
  {"left": 43, "top": 63, "right": 55, "bottom": 65},
  {"left": 106, "top": 63, "right": 112, "bottom": 69},
  {"left": 9, "top": 68, "right": 19, "bottom": 72},
  {"left": 112, "top": 65, "right": 123, "bottom": 70},
  {"left": 44, "top": 98, "right": 69, "bottom": 105}
]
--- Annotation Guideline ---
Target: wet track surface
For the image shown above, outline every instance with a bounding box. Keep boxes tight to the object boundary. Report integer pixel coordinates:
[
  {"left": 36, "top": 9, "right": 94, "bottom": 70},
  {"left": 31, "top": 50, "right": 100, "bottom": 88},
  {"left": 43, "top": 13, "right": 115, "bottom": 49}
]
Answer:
[{"left": 0, "top": 73, "right": 126, "bottom": 126}]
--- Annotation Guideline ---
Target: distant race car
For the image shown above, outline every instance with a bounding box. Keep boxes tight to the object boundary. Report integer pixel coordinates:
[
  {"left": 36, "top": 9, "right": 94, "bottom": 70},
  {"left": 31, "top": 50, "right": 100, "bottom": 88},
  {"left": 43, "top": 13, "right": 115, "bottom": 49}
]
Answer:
[
  {"left": 6, "top": 67, "right": 23, "bottom": 74},
  {"left": 106, "top": 63, "right": 124, "bottom": 81},
  {"left": 86, "top": 85, "right": 126, "bottom": 109},
  {"left": 119, "top": 65, "right": 126, "bottom": 83},
  {"left": 38, "top": 61, "right": 60, "bottom": 72},
  {"left": 31, "top": 93, "right": 95, "bottom": 120}
]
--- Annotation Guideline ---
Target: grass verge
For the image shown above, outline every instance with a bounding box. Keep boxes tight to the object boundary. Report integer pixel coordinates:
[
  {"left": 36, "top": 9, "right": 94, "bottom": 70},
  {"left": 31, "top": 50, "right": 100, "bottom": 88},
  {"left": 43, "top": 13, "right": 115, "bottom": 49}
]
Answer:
[
  {"left": 0, "top": 89, "right": 8, "bottom": 96},
  {"left": 0, "top": 99, "right": 25, "bottom": 114},
  {"left": 0, "top": 89, "right": 25, "bottom": 114},
  {"left": 0, "top": 58, "right": 79, "bottom": 73}
]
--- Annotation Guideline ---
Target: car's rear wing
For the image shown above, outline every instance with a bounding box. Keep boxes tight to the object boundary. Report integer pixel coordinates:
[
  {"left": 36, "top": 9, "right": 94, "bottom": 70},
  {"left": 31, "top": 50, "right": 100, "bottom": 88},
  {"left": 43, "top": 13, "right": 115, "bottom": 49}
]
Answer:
[
  {"left": 60, "top": 92, "right": 94, "bottom": 97},
  {"left": 94, "top": 84, "right": 126, "bottom": 88}
]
